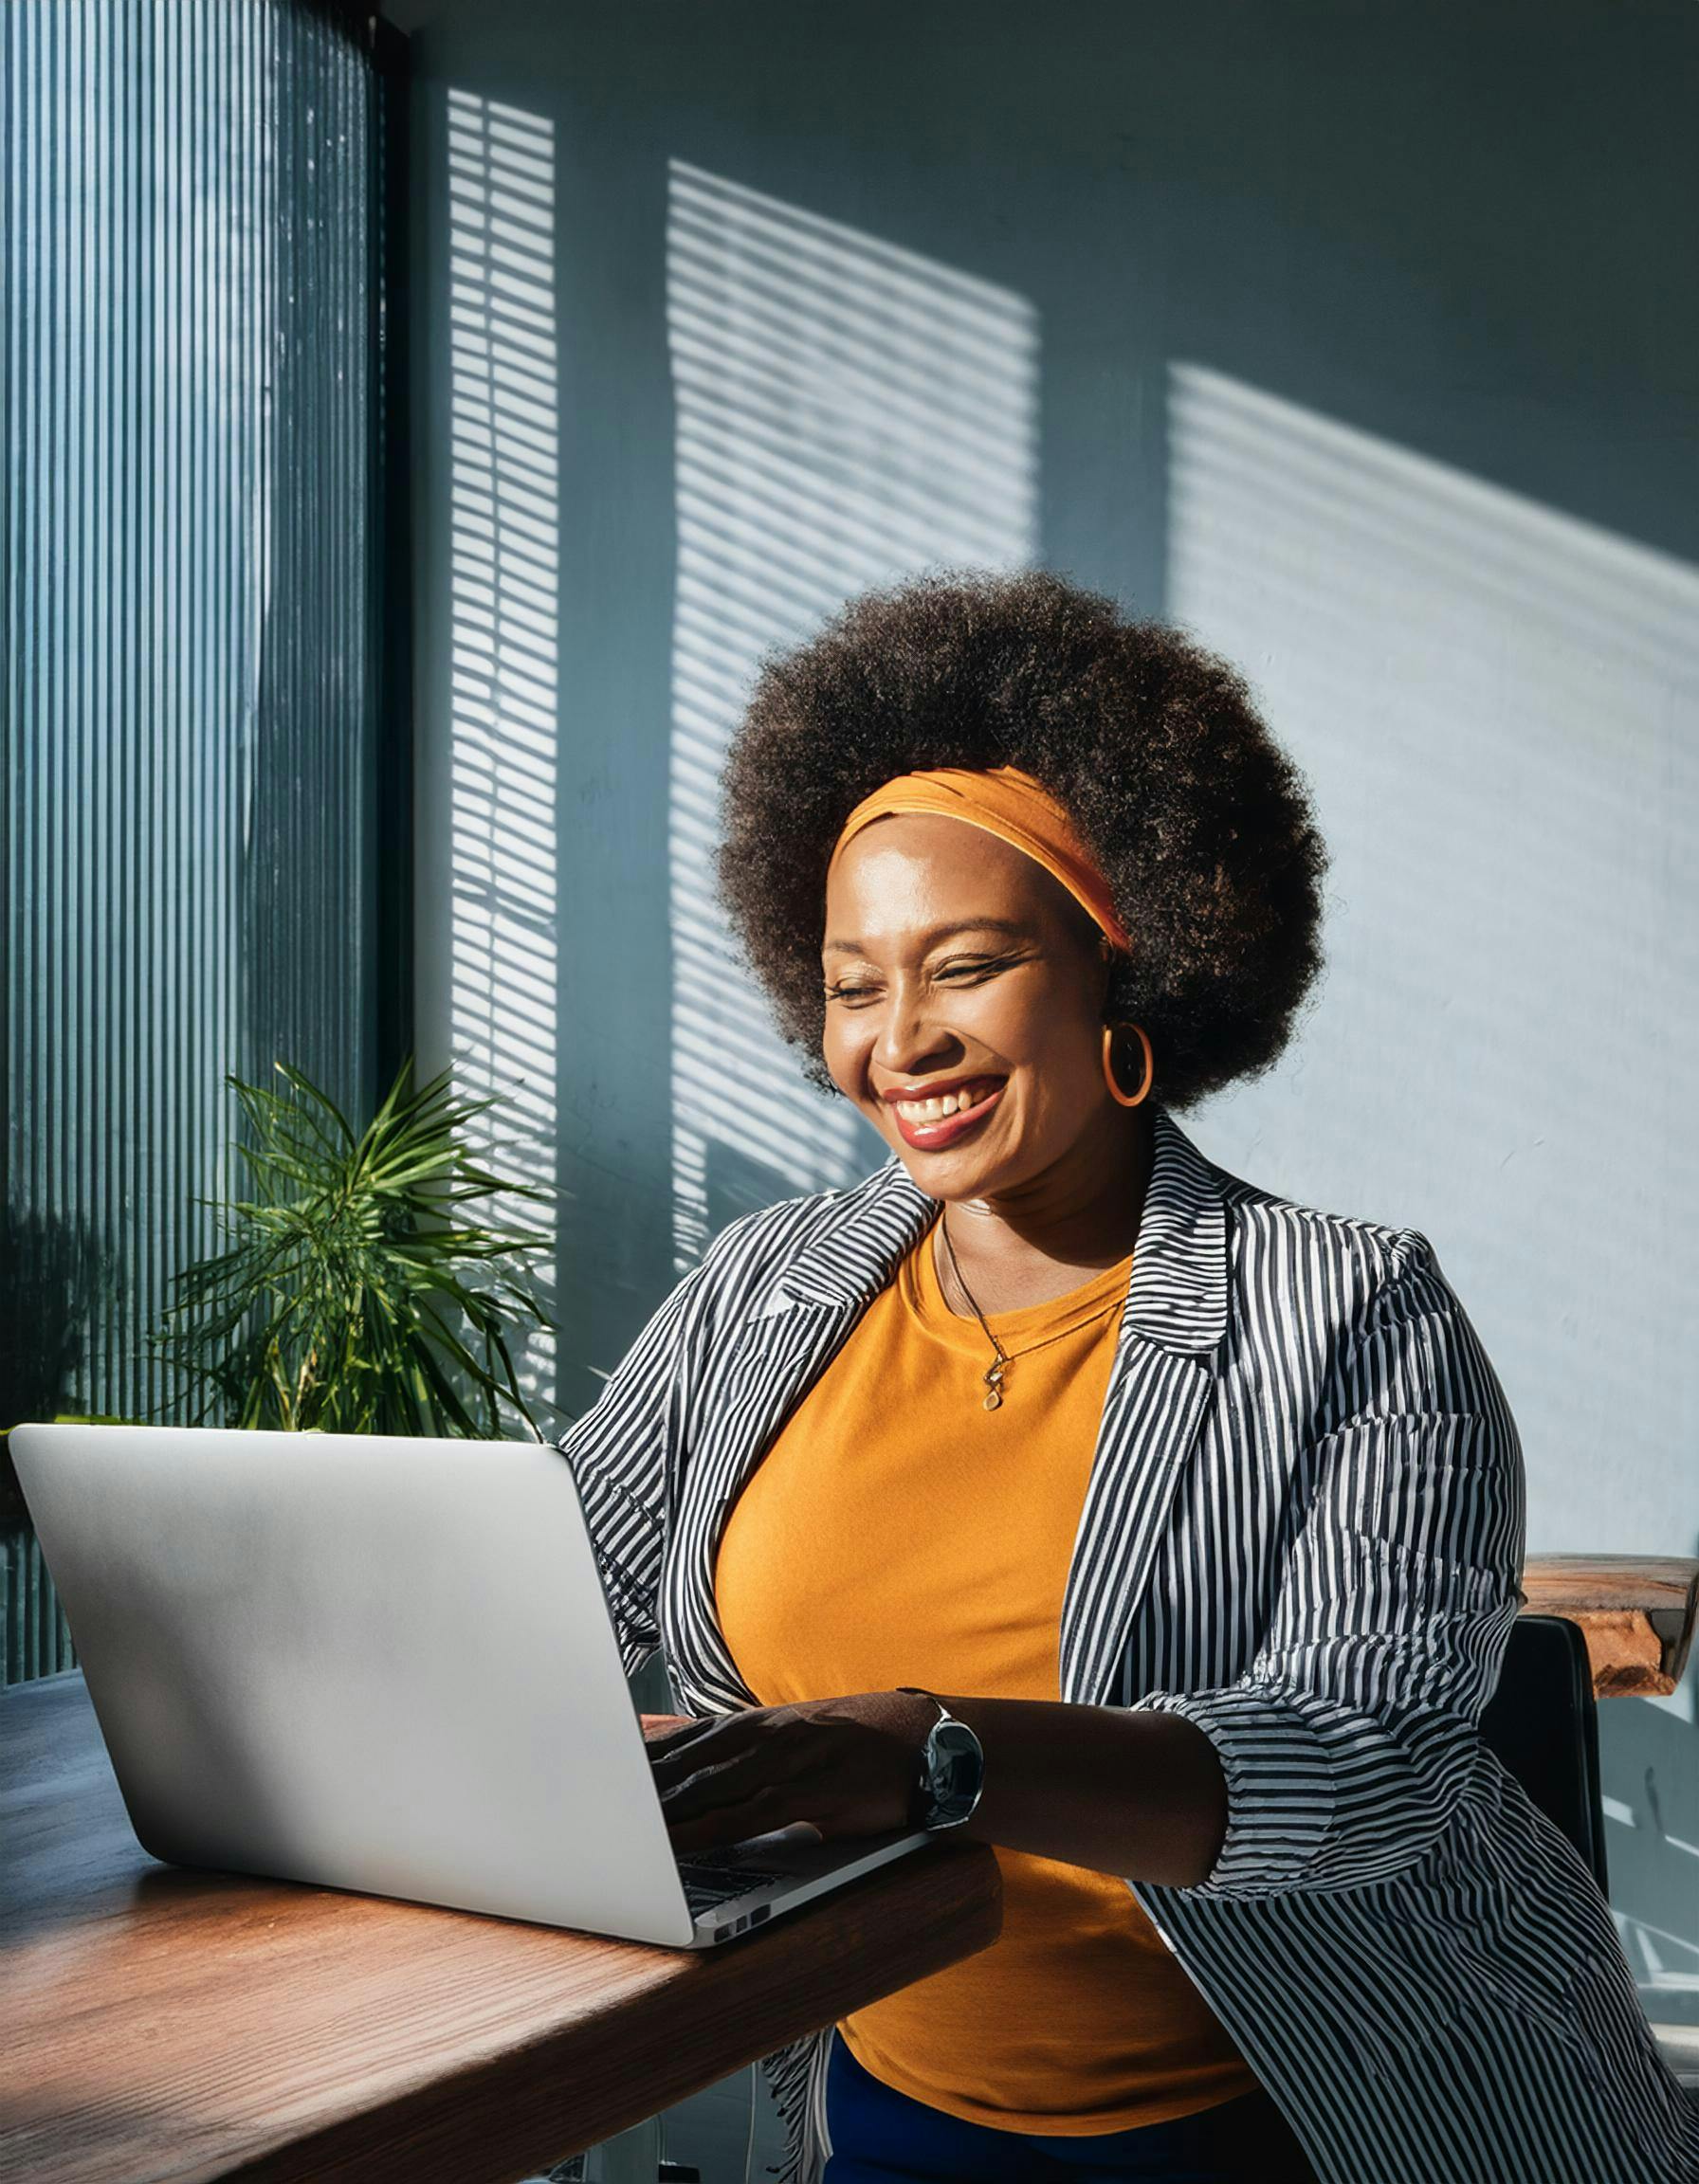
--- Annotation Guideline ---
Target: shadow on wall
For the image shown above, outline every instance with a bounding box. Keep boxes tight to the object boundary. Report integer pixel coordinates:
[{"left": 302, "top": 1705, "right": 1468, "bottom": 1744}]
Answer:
[
  {"left": 444, "top": 88, "right": 561, "bottom": 1418},
  {"left": 1599, "top": 1631, "right": 1699, "bottom": 2029},
  {"left": 662, "top": 161, "right": 1041, "bottom": 1268}
]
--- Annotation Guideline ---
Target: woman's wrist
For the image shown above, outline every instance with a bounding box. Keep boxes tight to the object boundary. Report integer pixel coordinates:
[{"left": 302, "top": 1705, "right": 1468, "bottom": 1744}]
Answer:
[
  {"left": 640, "top": 1686, "right": 1225, "bottom": 1872},
  {"left": 913, "top": 1692, "right": 1229, "bottom": 1888}
]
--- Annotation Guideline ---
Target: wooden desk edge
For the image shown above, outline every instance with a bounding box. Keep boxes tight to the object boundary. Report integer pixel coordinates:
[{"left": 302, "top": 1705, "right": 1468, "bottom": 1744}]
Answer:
[
  {"left": 202, "top": 1840, "right": 1004, "bottom": 2184},
  {"left": 1520, "top": 1555, "right": 1699, "bottom": 1699}
]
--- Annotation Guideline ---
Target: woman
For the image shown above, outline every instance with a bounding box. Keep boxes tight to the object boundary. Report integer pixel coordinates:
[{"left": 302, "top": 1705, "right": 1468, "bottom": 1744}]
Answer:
[{"left": 559, "top": 571, "right": 1699, "bottom": 2184}]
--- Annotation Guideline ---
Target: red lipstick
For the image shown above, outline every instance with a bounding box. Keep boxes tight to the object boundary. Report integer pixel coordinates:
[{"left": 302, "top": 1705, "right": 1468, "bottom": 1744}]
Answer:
[{"left": 884, "top": 1078, "right": 1008, "bottom": 1152}]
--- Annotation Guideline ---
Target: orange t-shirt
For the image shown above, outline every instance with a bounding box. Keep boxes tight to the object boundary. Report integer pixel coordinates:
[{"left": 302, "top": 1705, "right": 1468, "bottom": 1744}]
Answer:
[{"left": 712, "top": 1214, "right": 1257, "bottom": 2134}]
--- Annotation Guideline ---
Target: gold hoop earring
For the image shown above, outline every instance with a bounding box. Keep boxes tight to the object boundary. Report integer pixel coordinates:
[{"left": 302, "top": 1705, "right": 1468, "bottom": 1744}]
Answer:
[{"left": 1102, "top": 1021, "right": 1154, "bottom": 1107}]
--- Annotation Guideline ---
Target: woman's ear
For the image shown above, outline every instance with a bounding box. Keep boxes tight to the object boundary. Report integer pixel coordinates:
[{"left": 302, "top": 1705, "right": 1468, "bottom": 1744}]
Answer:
[{"left": 1096, "top": 929, "right": 1117, "bottom": 1004}]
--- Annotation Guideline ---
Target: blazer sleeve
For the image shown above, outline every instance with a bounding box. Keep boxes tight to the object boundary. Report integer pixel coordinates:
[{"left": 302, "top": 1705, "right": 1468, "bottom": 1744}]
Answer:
[{"left": 1131, "top": 1227, "right": 1527, "bottom": 1901}]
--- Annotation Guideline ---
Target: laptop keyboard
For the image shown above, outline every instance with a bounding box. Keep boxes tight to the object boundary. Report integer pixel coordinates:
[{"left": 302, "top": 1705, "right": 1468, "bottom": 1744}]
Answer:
[{"left": 676, "top": 1859, "right": 791, "bottom": 1916}]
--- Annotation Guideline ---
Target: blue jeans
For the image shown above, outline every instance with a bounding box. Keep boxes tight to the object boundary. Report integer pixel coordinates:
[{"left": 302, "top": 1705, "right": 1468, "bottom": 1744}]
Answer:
[{"left": 821, "top": 2029, "right": 1318, "bottom": 2183}]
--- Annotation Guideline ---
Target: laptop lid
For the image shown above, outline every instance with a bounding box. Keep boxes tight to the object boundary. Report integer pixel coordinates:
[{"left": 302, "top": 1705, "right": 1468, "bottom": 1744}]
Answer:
[{"left": 9, "top": 1421, "right": 703, "bottom": 1946}]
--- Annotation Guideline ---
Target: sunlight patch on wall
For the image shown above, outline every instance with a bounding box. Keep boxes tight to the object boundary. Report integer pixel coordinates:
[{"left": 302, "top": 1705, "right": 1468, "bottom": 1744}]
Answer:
[
  {"left": 1163, "top": 361, "right": 1699, "bottom": 1533},
  {"left": 444, "top": 90, "right": 559, "bottom": 1413},
  {"left": 664, "top": 161, "right": 1039, "bottom": 1267}
]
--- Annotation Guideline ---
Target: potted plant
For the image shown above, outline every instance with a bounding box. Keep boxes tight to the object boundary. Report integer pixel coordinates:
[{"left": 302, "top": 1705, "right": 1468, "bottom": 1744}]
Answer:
[{"left": 150, "top": 1056, "right": 563, "bottom": 1439}]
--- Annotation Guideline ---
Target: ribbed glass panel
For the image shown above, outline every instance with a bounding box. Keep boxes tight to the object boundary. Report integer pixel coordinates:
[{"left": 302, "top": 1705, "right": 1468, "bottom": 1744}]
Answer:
[{"left": 1, "top": 1, "right": 393, "bottom": 1681}]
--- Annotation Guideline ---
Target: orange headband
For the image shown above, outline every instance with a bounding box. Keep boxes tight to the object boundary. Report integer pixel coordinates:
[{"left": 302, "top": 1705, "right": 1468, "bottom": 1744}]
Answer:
[{"left": 828, "top": 764, "right": 1133, "bottom": 956}]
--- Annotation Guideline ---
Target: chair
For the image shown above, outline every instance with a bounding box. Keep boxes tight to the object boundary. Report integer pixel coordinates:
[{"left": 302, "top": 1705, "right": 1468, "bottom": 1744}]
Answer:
[
  {"left": 1479, "top": 1613, "right": 1698, "bottom": 2113},
  {"left": 1480, "top": 1613, "right": 1610, "bottom": 1896}
]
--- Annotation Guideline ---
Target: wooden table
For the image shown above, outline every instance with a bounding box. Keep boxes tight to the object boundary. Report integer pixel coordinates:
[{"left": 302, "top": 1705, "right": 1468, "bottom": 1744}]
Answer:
[
  {"left": 0, "top": 1673, "right": 1003, "bottom": 2184},
  {"left": 1520, "top": 1554, "right": 1699, "bottom": 1699}
]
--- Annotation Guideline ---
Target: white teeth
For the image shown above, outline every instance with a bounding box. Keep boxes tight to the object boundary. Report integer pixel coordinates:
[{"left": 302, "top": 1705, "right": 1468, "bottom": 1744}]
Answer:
[{"left": 895, "top": 1083, "right": 996, "bottom": 1122}]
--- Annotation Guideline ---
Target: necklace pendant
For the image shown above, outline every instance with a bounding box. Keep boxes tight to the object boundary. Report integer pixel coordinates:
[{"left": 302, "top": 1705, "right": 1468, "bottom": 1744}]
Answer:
[
  {"left": 982, "top": 1360, "right": 1005, "bottom": 1411},
  {"left": 983, "top": 1386, "right": 1002, "bottom": 1410}
]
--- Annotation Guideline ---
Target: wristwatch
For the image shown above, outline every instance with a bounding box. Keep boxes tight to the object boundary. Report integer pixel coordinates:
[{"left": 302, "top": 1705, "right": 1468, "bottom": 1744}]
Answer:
[{"left": 897, "top": 1686, "right": 985, "bottom": 1831}]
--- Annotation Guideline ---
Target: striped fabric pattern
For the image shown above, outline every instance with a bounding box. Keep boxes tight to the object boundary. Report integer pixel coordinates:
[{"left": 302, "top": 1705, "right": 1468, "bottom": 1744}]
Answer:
[{"left": 557, "top": 1106, "right": 1699, "bottom": 2184}]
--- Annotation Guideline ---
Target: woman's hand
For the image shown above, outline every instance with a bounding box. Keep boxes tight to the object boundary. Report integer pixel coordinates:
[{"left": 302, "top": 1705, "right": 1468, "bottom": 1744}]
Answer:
[{"left": 645, "top": 1690, "right": 938, "bottom": 1857}]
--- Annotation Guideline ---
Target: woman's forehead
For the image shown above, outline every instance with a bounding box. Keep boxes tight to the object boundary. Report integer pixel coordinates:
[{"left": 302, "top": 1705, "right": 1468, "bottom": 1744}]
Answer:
[{"left": 823, "top": 815, "right": 1084, "bottom": 953}]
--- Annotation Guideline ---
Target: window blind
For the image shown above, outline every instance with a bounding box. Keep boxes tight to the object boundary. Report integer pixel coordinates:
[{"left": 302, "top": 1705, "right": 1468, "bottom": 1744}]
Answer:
[{"left": 1, "top": 0, "right": 405, "bottom": 1677}]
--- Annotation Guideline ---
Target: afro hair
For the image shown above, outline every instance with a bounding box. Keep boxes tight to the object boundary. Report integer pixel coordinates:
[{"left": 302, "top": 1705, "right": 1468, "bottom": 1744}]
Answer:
[{"left": 715, "top": 567, "right": 1328, "bottom": 1113}]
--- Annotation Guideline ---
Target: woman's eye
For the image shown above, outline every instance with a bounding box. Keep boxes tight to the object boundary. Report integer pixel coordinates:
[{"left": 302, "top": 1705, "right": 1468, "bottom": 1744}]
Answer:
[
  {"left": 935, "top": 956, "right": 1014, "bottom": 984},
  {"left": 825, "top": 957, "right": 1012, "bottom": 1004}
]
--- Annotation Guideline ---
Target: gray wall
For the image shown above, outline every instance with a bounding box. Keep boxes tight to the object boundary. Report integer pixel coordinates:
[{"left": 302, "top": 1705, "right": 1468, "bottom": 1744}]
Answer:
[{"left": 403, "top": 0, "right": 1699, "bottom": 2044}]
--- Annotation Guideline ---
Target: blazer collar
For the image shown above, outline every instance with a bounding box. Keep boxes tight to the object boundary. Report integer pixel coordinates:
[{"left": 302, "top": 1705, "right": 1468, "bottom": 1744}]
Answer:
[{"left": 757, "top": 1104, "right": 1231, "bottom": 1356}]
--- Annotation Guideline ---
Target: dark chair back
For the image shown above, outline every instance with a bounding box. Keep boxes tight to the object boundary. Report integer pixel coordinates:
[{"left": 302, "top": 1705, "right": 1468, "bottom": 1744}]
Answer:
[{"left": 1478, "top": 1612, "right": 1609, "bottom": 1900}]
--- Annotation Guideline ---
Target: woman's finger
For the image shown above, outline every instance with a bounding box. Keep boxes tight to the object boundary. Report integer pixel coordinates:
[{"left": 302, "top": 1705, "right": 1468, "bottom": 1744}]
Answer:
[
  {"left": 648, "top": 1715, "right": 762, "bottom": 1778},
  {"left": 665, "top": 1780, "right": 798, "bottom": 1856},
  {"left": 655, "top": 1741, "right": 773, "bottom": 1821},
  {"left": 645, "top": 1720, "right": 729, "bottom": 1768}
]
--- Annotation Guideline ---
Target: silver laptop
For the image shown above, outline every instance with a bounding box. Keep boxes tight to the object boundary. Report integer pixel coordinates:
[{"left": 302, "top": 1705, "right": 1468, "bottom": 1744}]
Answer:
[{"left": 9, "top": 1421, "right": 934, "bottom": 1948}]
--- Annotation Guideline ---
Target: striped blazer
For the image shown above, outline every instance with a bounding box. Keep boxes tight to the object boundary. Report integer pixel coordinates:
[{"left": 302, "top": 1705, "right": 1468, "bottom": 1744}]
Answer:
[{"left": 557, "top": 1104, "right": 1699, "bottom": 2184}]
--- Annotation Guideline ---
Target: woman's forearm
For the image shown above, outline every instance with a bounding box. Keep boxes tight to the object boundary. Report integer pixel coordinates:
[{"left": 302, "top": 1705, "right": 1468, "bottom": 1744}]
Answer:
[{"left": 926, "top": 1694, "right": 1229, "bottom": 1888}]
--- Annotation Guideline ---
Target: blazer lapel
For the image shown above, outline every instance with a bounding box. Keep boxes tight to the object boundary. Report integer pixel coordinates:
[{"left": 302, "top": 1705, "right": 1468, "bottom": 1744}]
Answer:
[
  {"left": 1058, "top": 1349, "right": 1215, "bottom": 1707},
  {"left": 664, "top": 1107, "right": 1232, "bottom": 1718},
  {"left": 1060, "top": 1110, "right": 1232, "bottom": 1708}
]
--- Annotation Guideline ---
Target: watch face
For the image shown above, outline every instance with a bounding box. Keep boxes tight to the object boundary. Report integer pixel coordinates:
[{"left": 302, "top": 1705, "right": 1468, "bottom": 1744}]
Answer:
[{"left": 927, "top": 1720, "right": 984, "bottom": 1815}]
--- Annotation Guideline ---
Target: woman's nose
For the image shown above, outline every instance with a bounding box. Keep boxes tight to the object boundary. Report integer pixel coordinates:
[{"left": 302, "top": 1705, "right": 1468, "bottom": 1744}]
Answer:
[{"left": 872, "top": 988, "right": 956, "bottom": 1077}]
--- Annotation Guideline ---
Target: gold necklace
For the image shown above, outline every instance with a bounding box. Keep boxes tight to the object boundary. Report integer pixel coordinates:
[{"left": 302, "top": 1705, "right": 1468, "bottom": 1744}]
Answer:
[{"left": 937, "top": 1214, "right": 1126, "bottom": 1411}]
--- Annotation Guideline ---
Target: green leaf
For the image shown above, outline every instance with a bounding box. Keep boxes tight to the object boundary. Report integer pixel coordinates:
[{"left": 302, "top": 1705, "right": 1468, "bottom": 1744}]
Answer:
[{"left": 149, "top": 1053, "right": 559, "bottom": 1443}]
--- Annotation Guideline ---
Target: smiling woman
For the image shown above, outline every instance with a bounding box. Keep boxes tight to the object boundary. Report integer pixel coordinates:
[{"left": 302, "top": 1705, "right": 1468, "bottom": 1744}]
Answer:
[
  {"left": 561, "top": 571, "right": 1699, "bottom": 2184},
  {"left": 818, "top": 783, "right": 1153, "bottom": 1315}
]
